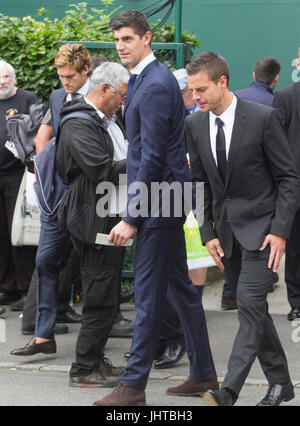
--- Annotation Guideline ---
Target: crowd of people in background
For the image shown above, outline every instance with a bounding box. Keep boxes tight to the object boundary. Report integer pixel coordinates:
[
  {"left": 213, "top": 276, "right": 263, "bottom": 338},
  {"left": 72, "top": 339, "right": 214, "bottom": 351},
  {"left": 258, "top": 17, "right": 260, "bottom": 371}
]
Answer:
[{"left": 0, "top": 9, "right": 300, "bottom": 407}]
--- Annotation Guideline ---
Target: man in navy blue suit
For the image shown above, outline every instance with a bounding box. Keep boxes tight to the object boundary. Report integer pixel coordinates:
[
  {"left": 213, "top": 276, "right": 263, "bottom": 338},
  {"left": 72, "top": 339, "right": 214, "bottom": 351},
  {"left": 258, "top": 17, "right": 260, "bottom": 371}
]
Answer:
[
  {"left": 235, "top": 56, "right": 281, "bottom": 107},
  {"left": 93, "top": 10, "right": 218, "bottom": 407}
]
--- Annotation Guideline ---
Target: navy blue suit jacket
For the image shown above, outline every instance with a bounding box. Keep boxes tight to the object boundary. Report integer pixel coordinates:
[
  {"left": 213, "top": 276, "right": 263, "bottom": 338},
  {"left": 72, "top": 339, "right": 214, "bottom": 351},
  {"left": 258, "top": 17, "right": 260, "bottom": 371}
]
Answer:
[
  {"left": 123, "top": 59, "right": 191, "bottom": 229},
  {"left": 49, "top": 88, "right": 66, "bottom": 137},
  {"left": 235, "top": 81, "right": 274, "bottom": 106}
]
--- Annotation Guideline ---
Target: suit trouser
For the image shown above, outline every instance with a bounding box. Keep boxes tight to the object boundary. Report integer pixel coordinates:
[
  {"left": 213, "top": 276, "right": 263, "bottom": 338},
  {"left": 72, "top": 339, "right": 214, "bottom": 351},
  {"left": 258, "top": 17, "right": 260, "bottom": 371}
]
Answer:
[
  {"left": 221, "top": 239, "right": 290, "bottom": 396},
  {"left": 0, "top": 172, "right": 37, "bottom": 296},
  {"left": 70, "top": 217, "right": 124, "bottom": 377},
  {"left": 285, "top": 208, "right": 300, "bottom": 309},
  {"left": 120, "top": 225, "right": 217, "bottom": 391}
]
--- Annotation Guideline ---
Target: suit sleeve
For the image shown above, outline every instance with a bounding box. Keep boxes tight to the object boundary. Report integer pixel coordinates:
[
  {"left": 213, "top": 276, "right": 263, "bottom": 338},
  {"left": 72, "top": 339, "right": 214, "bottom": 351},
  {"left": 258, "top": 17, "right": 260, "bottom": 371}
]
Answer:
[
  {"left": 123, "top": 82, "right": 173, "bottom": 227},
  {"left": 263, "top": 108, "right": 298, "bottom": 238},
  {"left": 185, "top": 119, "right": 217, "bottom": 244},
  {"left": 272, "top": 91, "right": 289, "bottom": 131}
]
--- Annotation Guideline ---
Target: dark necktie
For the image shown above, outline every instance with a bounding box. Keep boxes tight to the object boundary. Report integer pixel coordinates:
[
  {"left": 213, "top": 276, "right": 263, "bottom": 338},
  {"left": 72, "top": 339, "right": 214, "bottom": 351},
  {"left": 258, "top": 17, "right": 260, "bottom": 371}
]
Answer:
[
  {"left": 127, "top": 74, "right": 138, "bottom": 96},
  {"left": 71, "top": 92, "right": 82, "bottom": 100},
  {"left": 215, "top": 117, "right": 227, "bottom": 183}
]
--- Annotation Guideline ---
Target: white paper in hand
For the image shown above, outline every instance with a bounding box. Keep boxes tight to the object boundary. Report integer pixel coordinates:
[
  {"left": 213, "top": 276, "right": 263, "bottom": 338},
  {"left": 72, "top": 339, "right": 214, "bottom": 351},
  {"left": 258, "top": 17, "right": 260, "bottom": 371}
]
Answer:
[{"left": 95, "top": 233, "right": 133, "bottom": 247}]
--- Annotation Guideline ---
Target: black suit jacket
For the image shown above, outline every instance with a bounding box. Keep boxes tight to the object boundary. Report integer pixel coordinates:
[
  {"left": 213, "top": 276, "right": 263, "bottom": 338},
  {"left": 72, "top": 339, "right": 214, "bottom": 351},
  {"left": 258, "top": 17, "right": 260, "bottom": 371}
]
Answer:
[
  {"left": 273, "top": 81, "right": 300, "bottom": 203},
  {"left": 186, "top": 98, "right": 298, "bottom": 258}
]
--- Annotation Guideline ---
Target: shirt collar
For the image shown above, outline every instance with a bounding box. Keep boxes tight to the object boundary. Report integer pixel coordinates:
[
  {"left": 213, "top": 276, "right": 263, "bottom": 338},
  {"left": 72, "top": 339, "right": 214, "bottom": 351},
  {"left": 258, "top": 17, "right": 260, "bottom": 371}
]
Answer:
[
  {"left": 209, "top": 93, "right": 237, "bottom": 125},
  {"left": 251, "top": 80, "right": 274, "bottom": 95},
  {"left": 66, "top": 78, "right": 90, "bottom": 102},
  {"left": 84, "top": 97, "right": 116, "bottom": 129},
  {"left": 130, "top": 52, "right": 156, "bottom": 76}
]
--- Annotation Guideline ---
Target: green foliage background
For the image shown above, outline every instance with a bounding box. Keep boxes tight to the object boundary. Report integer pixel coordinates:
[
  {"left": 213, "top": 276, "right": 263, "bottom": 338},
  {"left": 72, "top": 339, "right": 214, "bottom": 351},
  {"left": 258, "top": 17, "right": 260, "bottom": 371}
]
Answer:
[{"left": 0, "top": 0, "right": 200, "bottom": 102}]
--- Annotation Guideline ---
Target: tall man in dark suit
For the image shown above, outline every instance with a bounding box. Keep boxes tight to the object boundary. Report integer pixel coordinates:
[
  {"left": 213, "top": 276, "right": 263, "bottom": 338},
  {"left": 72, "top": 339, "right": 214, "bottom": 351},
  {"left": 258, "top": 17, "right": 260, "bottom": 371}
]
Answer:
[
  {"left": 185, "top": 52, "right": 298, "bottom": 406},
  {"left": 93, "top": 10, "right": 218, "bottom": 407},
  {"left": 273, "top": 49, "right": 300, "bottom": 321},
  {"left": 221, "top": 56, "right": 281, "bottom": 309}
]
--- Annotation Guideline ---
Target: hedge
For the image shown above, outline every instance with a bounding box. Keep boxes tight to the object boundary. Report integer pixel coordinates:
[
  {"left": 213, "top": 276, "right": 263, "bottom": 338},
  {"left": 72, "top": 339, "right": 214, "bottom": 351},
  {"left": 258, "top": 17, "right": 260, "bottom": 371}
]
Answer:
[{"left": 0, "top": 0, "right": 200, "bottom": 102}]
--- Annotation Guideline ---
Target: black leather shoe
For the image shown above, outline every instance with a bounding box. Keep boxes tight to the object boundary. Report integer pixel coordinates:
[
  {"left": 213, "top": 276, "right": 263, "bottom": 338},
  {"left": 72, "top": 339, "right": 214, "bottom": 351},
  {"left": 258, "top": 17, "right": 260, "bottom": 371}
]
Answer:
[
  {"left": 287, "top": 308, "right": 300, "bottom": 321},
  {"left": 110, "top": 319, "right": 134, "bottom": 338},
  {"left": 203, "top": 389, "right": 234, "bottom": 406},
  {"left": 0, "top": 290, "right": 18, "bottom": 306},
  {"left": 154, "top": 343, "right": 186, "bottom": 369},
  {"left": 257, "top": 383, "right": 295, "bottom": 406},
  {"left": 10, "top": 295, "right": 27, "bottom": 312},
  {"left": 22, "top": 323, "right": 69, "bottom": 335},
  {"left": 10, "top": 337, "right": 56, "bottom": 356},
  {"left": 56, "top": 305, "right": 82, "bottom": 323}
]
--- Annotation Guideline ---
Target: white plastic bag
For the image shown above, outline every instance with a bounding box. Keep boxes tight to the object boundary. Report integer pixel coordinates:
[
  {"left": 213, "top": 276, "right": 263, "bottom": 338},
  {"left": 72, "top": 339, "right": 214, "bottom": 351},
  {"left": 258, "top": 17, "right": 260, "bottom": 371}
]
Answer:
[{"left": 11, "top": 170, "right": 41, "bottom": 246}]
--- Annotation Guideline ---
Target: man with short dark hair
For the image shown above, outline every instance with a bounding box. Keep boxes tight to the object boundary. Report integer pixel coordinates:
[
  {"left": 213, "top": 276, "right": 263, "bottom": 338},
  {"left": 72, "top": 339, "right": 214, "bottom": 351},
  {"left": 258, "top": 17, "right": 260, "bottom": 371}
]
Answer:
[
  {"left": 273, "top": 48, "right": 300, "bottom": 322},
  {"left": 93, "top": 10, "right": 218, "bottom": 407},
  {"left": 221, "top": 56, "right": 281, "bottom": 309},
  {"left": 186, "top": 51, "right": 297, "bottom": 406},
  {"left": 235, "top": 56, "right": 281, "bottom": 106}
]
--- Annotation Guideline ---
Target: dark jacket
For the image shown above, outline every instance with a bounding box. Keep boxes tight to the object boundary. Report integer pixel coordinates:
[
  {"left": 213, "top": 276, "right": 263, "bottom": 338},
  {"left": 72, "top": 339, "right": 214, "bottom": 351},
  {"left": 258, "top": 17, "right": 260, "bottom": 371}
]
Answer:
[
  {"left": 186, "top": 98, "right": 298, "bottom": 258},
  {"left": 235, "top": 81, "right": 274, "bottom": 107},
  {"left": 273, "top": 81, "right": 300, "bottom": 203},
  {"left": 56, "top": 98, "right": 126, "bottom": 245}
]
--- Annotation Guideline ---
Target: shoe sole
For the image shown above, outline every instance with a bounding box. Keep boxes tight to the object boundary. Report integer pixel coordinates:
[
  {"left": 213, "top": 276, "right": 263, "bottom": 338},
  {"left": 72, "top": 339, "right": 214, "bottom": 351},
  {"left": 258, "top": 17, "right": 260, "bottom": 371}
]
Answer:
[
  {"left": 69, "top": 378, "right": 120, "bottom": 389},
  {"left": 166, "top": 390, "right": 204, "bottom": 397},
  {"left": 202, "top": 392, "right": 220, "bottom": 406},
  {"left": 11, "top": 350, "right": 56, "bottom": 356}
]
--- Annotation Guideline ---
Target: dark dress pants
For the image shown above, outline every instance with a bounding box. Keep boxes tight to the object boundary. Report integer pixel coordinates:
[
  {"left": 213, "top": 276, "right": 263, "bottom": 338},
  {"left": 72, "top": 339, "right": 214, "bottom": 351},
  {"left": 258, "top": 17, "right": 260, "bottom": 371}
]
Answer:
[
  {"left": 285, "top": 208, "right": 300, "bottom": 309},
  {"left": 221, "top": 239, "right": 291, "bottom": 396},
  {"left": 0, "top": 172, "right": 36, "bottom": 296},
  {"left": 121, "top": 225, "right": 217, "bottom": 391},
  {"left": 35, "top": 213, "right": 70, "bottom": 339},
  {"left": 70, "top": 217, "right": 125, "bottom": 377}
]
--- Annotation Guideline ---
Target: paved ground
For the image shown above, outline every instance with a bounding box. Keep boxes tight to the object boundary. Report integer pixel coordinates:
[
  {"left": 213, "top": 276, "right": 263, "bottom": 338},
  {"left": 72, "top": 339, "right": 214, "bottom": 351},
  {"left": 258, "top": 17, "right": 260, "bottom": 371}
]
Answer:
[{"left": 0, "top": 259, "right": 299, "bottom": 408}]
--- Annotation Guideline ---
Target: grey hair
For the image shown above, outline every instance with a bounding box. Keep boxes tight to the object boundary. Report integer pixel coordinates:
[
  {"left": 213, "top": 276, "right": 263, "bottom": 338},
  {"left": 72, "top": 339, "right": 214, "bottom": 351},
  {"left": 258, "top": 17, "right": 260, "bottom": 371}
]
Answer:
[
  {"left": 88, "top": 62, "right": 129, "bottom": 93},
  {"left": 0, "top": 60, "right": 16, "bottom": 84}
]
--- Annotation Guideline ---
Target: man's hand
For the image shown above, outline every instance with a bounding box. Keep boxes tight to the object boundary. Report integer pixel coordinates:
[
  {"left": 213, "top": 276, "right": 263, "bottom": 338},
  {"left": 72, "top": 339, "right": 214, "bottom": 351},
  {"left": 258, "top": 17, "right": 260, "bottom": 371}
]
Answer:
[
  {"left": 108, "top": 220, "right": 137, "bottom": 247},
  {"left": 260, "top": 233, "right": 286, "bottom": 272},
  {"left": 205, "top": 238, "right": 225, "bottom": 272}
]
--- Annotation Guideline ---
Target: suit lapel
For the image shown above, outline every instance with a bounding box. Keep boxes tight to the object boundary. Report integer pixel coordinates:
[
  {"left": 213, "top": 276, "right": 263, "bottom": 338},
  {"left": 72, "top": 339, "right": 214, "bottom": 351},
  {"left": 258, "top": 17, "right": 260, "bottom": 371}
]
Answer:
[
  {"left": 124, "top": 60, "right": 159, "bottom": 114},
  {"left": 225, "top": 98, "right": 247, "bottom": 188}
]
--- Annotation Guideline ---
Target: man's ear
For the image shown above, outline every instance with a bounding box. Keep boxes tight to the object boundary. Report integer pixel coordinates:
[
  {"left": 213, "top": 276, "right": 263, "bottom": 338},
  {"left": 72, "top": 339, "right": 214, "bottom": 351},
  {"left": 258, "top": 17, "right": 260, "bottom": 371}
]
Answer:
[
  {"left": 253, "top": 72, "right": 256, "bottom": 81},
  {"left": 143, "top": 31, "right": 152, "bottom": 47}
]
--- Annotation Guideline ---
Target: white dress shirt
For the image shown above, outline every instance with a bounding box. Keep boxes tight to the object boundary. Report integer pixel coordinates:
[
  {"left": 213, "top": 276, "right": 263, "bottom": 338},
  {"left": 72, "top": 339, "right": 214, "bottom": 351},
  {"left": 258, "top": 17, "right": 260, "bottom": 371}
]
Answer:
[
  {"left": 209, "top": 94, "right": 237, "bottom": 165},
  {"left": 130, "top": 52, "right": 156, "bottom": 76}
]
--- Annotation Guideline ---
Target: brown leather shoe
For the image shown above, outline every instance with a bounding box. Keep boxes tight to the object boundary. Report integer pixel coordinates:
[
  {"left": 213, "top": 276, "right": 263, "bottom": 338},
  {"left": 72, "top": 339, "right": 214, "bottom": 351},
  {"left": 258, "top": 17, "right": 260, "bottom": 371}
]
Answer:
[
  {"left": 98, "top": 357, "right": 125, "bottom": 378},
  {"left": 93, "top": 384, "right": 146, "bottom": 406},
  {"left": 10, "top": 338, "right": 56, "bottom": 356},
  {"left": 69, "top": 369, "right": 120, "bottom": 388},
  {"left": 166, "top": 377, "right": 219, "bottom": 397},
  {"left": 221, "top": 296, "right": 237, "bottom": 310}
]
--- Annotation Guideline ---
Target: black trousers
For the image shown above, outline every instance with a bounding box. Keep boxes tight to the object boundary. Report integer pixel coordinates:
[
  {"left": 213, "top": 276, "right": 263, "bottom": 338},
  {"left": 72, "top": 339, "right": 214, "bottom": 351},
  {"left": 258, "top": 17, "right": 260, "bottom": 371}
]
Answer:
[
  {"left": 285, "top": 208, "right": 300, "bottom": 309},
  {"left": 221, "top": 238, "right": 290, "bottom": 396},
  {"left": 70, "top": 217, "right": 125, "bottom": 377},
  {"left": 0, "top": 172, "right": 36, "bottom": 296}
]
